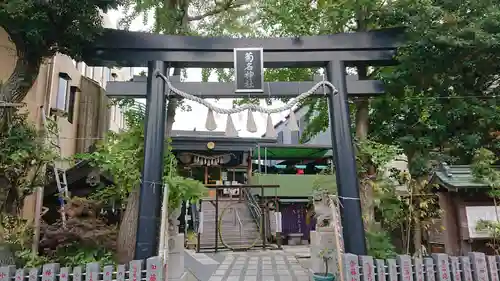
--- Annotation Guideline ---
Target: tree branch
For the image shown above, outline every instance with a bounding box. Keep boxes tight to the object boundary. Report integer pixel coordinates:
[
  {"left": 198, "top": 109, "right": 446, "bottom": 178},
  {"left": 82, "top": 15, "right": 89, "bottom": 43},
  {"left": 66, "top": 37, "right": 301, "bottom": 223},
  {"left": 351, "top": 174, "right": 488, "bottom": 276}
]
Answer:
[{"left": 187, "top": 0, "right": 247, "bottom": 21}]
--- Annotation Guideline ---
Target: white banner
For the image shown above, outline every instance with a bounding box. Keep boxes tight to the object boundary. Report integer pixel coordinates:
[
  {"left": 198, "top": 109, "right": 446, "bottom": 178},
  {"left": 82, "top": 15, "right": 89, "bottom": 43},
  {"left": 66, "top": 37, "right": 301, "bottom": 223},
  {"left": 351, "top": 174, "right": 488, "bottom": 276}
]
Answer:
[
  {"left": 275, "top": 212, "right": 282, "bottom": 233},
  {"left": 198, "top": 211, "right": 204, "bottom": 234},
  {"left": 465, "top": 206, "right": 500, "bottom": 238}
]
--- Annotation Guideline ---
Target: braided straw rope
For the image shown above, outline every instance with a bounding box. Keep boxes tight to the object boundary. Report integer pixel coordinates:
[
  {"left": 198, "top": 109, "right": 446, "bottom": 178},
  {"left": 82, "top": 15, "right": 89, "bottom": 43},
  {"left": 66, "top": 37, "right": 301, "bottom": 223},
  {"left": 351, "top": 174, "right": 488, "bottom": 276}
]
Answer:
[{"left": 156, "top": 72, "right": 338, "bottom": 114}]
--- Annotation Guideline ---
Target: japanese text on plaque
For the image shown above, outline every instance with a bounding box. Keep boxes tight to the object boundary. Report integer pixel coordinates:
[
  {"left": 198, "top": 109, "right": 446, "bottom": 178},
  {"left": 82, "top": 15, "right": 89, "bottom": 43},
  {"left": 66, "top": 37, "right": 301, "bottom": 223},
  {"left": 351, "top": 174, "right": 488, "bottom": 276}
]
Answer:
[{"left": 244, "top": 52, "right": 255, "bottom": 88}]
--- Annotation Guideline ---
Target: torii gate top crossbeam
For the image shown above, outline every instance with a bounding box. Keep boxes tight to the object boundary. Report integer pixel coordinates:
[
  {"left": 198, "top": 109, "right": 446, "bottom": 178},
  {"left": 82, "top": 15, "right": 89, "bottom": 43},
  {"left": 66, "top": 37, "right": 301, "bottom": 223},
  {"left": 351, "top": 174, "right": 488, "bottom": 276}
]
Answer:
[{"left": 82, "top": 27, "right": 405, "bottom": 68}]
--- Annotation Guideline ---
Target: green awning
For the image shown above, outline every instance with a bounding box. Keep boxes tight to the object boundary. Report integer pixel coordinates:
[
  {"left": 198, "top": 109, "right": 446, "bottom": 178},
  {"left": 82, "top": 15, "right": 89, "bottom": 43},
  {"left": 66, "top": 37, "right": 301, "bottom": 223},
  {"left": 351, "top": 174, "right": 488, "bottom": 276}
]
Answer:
[
  {"left": 250, "top": 174, "right": 334, "bottom": 197},
  {"left": 252, "top": 144, "right": 331, "bottom": 160},
  {"left": 274, "top": 164, "right": 328, "bottom": 169},
  {"left": 279, "top": 198, "right": 310, "bottom": 203}
]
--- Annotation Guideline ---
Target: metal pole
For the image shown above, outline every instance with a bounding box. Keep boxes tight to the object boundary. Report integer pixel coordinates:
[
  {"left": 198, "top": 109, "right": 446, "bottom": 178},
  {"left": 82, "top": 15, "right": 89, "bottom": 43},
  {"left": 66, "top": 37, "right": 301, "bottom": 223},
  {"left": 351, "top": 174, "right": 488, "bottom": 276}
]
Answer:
[
  {"left": 261, "top": 186, "right": 265, "bottom": 250},
  {"left": 325, "top": 60, "right": 367, "bottom": 255},
  {"left": 158, "top": 179, "right": 169, "bottom": 262},
  {"left": 275, "top": 196, "right": 282, "bottom": 249},
  {"left": 134, "top": 61, "right": 167, "bottom": 260},
  {"left": 264, "top": 147, "right": 267, "bottom": 174},
  {"left": 32, "top": 105, "right": 47, "bottom": 255},
  {"left": 215, "top": 188, "right": 219, "bottom": 252},
  {"left": 197, "top": 199, "right": 202, "bottom": 253},
  {"left": 257, "top": 144, "right": 261, "bottom": 172}
]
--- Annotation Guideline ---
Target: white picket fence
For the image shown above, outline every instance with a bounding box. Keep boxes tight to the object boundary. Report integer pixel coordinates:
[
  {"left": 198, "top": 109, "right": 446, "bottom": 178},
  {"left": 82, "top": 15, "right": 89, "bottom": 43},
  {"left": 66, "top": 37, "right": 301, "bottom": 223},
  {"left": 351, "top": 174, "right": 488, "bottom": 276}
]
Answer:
[
  {"left": 0, "top": 257, "right": 165, "bottom": 281},
  {"left": 341, "top": 252, "right": 496, "bottom": 281}
]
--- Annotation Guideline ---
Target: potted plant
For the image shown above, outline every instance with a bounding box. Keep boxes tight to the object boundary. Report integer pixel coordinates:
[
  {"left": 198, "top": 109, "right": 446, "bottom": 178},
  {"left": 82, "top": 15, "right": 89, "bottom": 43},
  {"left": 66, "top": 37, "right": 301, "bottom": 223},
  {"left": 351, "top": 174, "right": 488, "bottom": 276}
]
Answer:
[
  {"left": 185, "top": 231, "right": 198, "bottom": 250},
  {"left": 313, "top": 248, "right": 335, "bottom": 281}
]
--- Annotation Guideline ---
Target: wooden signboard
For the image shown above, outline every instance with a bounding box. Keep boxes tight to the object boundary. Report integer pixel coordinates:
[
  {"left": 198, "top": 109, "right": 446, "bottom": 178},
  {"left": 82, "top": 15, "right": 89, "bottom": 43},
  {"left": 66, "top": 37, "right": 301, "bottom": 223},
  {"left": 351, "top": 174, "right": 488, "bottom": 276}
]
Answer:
[{"left": 234, "top": 48, "right": 264, "bottom": 93}]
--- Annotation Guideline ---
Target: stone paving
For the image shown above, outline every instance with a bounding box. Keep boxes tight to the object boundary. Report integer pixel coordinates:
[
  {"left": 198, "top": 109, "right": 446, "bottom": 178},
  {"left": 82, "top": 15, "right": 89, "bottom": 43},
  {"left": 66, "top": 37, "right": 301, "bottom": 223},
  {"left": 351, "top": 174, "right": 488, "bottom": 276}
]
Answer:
[
  {"left": 280, "top": 246, "right": 311, "bottom": 258},
  {"left": 207, "top": 252, "right": 310, "bottom": 281}
]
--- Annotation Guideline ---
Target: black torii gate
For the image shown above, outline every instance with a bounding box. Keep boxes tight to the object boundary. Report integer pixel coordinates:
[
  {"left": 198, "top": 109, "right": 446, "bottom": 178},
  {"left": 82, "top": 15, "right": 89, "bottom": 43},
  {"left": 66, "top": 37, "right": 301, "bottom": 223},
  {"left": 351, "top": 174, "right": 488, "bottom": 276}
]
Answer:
[{"left": 83, "top": 27, "right": 404, "bottom": 259}]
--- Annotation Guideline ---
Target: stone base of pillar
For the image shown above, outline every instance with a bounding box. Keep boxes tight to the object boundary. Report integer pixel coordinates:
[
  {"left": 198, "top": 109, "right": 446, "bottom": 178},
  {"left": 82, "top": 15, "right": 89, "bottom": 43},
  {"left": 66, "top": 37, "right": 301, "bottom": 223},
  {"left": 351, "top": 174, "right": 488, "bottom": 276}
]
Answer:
[
  {"left": 168, "top": 234, "right": 185, "bottom": 281},
  {"left": 310, "top": 231, "right": 319, "bottom": 273},
  {"left": 310, "top": 228, "right": 337, "bottom": 275}
]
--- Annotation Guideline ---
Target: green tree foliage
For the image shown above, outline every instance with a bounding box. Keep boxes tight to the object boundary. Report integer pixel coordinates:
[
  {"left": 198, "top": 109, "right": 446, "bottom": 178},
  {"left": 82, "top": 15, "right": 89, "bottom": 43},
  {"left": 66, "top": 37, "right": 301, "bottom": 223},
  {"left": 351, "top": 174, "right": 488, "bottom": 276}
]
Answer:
[
  {"left": 0, "top": 111, "right": 55, "bottom": 265},
  {"left": 120, "top": 0, "right": 254, "bottom": 35},
  {"left": 120, "top": 0, "right": 257, "bottom": 133},
  {"left": 258, "top": 0, "right": 500, "bottom": 255},
  {"left": 111, "top": 0, "right": 257, "bottom": 263},
  {"left": 472, "top": 148, "right": 500, "bottom": 254},
  {"left": 78, "top": 101, "right": 206, "bottom": 213},
  {"left": 0, "top": 113, "right": 55, "bottom": 214},
  {"left": 257, "top": 0, "right": 396, "bottom": 230},
  {"left": 370, "top": 0, "right": 500, "bottom": 254},
  {"left": 77, "top": 101, "right": 205, "bottom": 262},
  {"left": 472, "top": 149, "right": 500, "bottom": 190},
  {"left": 259, "top": 0, "right": 386, "bottom": 141},
  {"left": 0, "top": 0, "right": 121, "bottom": 107},
  {"left": 311, "top": 140, "right": 403, "bottom": 257},
  {"left": 371, "top": 0, "right": 500, "bottom": 164}
]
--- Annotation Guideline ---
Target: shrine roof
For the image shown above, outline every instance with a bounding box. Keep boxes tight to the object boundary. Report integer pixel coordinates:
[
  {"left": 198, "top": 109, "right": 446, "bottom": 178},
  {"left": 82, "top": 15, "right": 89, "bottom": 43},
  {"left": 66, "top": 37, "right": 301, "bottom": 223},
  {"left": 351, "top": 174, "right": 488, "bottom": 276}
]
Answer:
[
  {"left": 428, "top": 163, "right": 499, "bottom": 191},
  {"left": 170, "top": 130, "right": 276, "bottom": 152}
]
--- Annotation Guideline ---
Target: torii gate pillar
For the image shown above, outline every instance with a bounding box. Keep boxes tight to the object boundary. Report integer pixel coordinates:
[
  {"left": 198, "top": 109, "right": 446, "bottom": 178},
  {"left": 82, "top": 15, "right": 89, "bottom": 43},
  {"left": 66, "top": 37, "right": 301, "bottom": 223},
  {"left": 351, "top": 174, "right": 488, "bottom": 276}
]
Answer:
[
  {"left": 134, "top": 61, "right": 168, "bottom": 259},
  {"left": 327, "top": 61, "right": 366, "bottom": 254}
]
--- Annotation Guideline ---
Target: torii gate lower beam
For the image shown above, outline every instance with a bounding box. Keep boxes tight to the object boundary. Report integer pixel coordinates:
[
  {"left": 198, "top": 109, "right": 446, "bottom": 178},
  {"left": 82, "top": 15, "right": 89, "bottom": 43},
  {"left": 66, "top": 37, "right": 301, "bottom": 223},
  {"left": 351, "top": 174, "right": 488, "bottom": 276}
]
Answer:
[{"left": 106, "top": 75, "right": 384, "bottom": 98}]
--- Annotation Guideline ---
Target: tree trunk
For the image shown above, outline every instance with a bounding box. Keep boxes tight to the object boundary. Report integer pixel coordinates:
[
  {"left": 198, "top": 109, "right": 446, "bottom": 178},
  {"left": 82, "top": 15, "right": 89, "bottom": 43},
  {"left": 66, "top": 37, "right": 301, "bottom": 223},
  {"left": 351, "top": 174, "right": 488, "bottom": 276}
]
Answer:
[
  {"left": 0, "top": 56, "right": 41, "bottom": 120},
  {"left": 164, "top": 99, "right": 178, "bottom": 134},
  {"left": 412, "top": 177, "right": 426, "bottom": 257},
  {"left": 115, "top": 0, "right": 190, "bottom": 263},
  {"left": 0, "top": 176, "right": 10, "bottom": 214},
  {"left": 355, "top": 99, "right": 375, "bottom": 227},
  {"left": 413, "top": 212, "right": 422, "bottom": 257},
  {"left": 0, "top": 176, "right": 21, "bottom": 216},
  {"left": 354, "top": 9, "right": 375, "bottom": 229},
  {"left": 164, "top": 68, "right": 182, "bottom": 135},
  {"left": 0, "top": 175, "right": 16, "bottom": 266},
  {"left": 116, "top": 68, "right": 182, "bottom": 263},
  {"left": 116, "top": 186, "right": 140, "bottom": 264},
  {"left": 354, "top": 64, "right": 374, "bottom": 228}
]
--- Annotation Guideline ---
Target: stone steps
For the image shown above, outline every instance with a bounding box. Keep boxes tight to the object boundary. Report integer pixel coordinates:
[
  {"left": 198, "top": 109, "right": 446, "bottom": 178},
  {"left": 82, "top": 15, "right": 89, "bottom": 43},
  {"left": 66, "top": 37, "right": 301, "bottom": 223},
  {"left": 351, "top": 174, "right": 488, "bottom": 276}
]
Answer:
[
  {"left": 200, "top": 200, "right": 262, "bottom": 249},
  {"left": 199, "top": 242, "right": 262, "bottom": 248},
  {"left": 200, "top": 238, "right": 262, "bottom": 244}
]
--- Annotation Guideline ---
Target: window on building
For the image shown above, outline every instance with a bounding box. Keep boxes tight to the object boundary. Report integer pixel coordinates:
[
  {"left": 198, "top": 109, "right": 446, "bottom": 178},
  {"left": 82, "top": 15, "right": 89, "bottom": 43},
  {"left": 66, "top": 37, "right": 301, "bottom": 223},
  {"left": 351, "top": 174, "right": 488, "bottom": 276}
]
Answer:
[
  {"left": 299, "top": 116, "right": 310, "bottom": 142},
  {"left": 85, "top": 66, "right": 93, "bottom": 78},
  {"left": 277, "top": 131, "right": 284, "bottom": 144},
  {"left": 67, "top": 86, "right": 77, "bottom": 123},
  {"left": 104, "top": 68, "right": 111, "bottom": 83},
  {"left": 79, "top": 62, "right": 87, "bottom": 76},
  {"left": 122, "top": 113, "right": 126, "bottom": 129},
  {"left": 120, "top": 111, "right": 126, "bottom": 129},
  {"left": 55, "top": 73, "right": 71, "bottom": 112},
  {"left": 290, "top": 131, "right": 300, "bottom": 144},
  {"left": 93, "top": 67, "right": 101, "bottom": 84}
]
